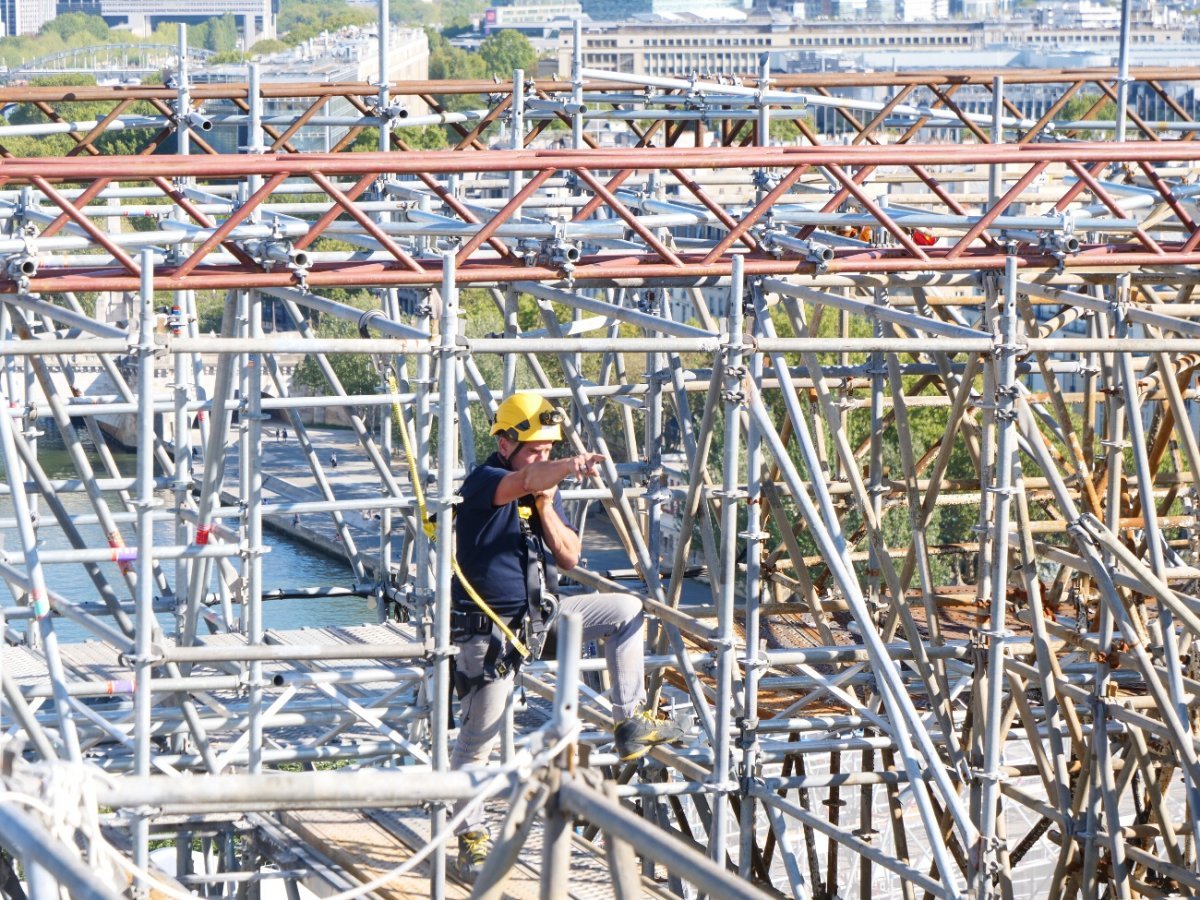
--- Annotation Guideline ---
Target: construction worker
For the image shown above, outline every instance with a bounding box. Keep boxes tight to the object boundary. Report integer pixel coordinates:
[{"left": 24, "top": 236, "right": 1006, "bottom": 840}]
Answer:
[{"left": 450, "top": 391, "right": 684, "bottom": 881}]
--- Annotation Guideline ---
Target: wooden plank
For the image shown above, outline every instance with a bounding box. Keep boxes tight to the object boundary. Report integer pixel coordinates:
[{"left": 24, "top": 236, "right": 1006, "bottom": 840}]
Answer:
[
  {"left": 373, "top": 808, "right": 544, "bottom": 900},
  {"left": 282, "top": 809, "right": 470, "bottom": 899},
  {"left": 372, "top": 806, "right": 637, "bottom": 900}
]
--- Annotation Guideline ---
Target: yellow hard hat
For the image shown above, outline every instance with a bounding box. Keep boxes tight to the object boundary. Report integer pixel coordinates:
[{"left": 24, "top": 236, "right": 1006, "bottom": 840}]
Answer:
[{"left": 491, "top": 392, "right": 564, "bottom": 442}]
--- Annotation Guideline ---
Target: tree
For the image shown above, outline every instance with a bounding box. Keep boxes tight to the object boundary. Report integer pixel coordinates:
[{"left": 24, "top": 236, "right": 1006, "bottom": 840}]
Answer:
[
  {"left": 207, "top": 14, "right": 239, "bottom": 53},
  {"left": 188, "top": 20, "right": 211, "bottom": 49},
  {"left": 427, "top": 29, "right": 486, "bottom": 83},
  {"left": 478, "top": 30, "right": 537, "bottom": 78},
  {"left": 389, "top": 0, "right": 486, "bottom": 29},
  {"left": 250, "top": 38, "right": 289, "bottom": 55},
  {"left": 769, "top": 114, "right": 815, "bottom": 144},
  {"left": 1059, "top": 93, "right": 1117, "bottom": 140},
  {"left": 394, "top": 125, "right": 449, "bottom": 150},
  {"left": 39, "top": 12, "right": 109, "bottom": 42},
  {"left": 209, "top": 50, "right": 250, "bottom": 65}
]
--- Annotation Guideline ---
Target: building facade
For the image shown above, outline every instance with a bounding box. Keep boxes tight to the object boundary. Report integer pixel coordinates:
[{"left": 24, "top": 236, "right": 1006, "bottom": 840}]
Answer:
[
  {"left": 558, "top": 17, "right": 1188, "bottom": 78},
  {"left": 194, "top": 26, "right": 430, "bottom": 154},
  {"left": 61, "top": 0, "right": 278, "bottom": 44},
  {"left": 581, "top": 0, "right": 746, "bottom": 19},
  {"left": 484, "top": 0, "right": 582, "bottom": 34},
  {"left": 2, "top": 0, "right": 56, "bottom": 36}
]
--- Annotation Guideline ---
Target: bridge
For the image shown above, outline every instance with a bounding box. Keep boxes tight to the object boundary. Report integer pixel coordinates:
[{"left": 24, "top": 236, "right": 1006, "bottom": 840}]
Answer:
[{"left": 4, "top": 43, "right": 215, "bottom": 83}]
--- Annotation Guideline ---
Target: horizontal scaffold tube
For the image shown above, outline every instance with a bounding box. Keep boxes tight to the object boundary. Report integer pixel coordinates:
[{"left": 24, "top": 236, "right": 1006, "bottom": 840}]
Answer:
[
  {"left": 149, "top": 640, "right": 431, "bottom": 664},
  {"left": 92, "top": 767, "right": 515, "bottom": 811}
]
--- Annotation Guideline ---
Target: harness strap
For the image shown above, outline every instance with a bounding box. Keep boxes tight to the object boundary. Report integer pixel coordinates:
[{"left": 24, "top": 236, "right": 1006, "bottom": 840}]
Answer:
[{"left": 518, "top": 501, "right": 561, "bottom": 660}]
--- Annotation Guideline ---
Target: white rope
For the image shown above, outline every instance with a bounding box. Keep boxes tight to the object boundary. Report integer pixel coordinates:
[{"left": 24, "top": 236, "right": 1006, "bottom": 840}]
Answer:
[
  {"left": 0, "top": 787, "right": 181, "bottom": 898},
  {"left": 3, "top": 721, "right": 579, "bottom": 899}
]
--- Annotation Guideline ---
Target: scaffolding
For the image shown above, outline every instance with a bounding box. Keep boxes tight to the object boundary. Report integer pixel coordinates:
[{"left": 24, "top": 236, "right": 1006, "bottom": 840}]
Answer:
[{"left": 0, "top": 18, "right": 1198, "bottom": 900}]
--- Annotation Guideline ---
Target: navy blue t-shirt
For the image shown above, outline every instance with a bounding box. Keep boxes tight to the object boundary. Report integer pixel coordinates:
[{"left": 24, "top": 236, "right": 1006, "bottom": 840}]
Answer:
[{"left": 453, "top": 451, "right": 576, "bottom": 617}]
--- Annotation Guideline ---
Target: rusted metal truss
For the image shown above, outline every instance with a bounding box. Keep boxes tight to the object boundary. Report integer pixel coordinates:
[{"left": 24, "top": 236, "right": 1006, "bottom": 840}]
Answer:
[
  {"left": 1, "top": 66, "right": 1199, "bottom": 159},
  {"left": 1, "top": 142, "right": 1200, "bottom": 298}
]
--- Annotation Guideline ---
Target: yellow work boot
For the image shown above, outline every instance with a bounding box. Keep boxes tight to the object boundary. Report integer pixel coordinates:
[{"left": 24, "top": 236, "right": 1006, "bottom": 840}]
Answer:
[
  {"left": 454, "top": 829, "right": 492, "bottom": 882},
  {"left": 613, "top": 708, "right": 687, "bottom": 761}
]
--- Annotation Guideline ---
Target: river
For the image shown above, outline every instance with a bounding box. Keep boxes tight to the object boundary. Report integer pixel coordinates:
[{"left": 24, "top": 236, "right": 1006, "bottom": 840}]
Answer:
[{"left": 1, "top": 448, "right": 369, "bottom": 645}]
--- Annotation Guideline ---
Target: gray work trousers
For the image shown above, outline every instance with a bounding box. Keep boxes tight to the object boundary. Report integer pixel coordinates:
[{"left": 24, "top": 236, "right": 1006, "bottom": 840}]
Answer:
[{"left": 450, "top": 591, "right": 645, "bottom": 834}]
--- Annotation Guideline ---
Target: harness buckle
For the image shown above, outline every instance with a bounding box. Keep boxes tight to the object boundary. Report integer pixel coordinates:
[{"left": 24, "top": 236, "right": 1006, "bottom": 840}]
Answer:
[{"left": 526, "top": 594, "right": 560, "bottom": 660}]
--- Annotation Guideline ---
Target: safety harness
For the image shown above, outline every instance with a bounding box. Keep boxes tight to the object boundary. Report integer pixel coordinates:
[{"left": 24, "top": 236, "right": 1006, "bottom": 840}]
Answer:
[
  {"left": 383, "top": 368, "right": 559, "bottom": 698},
  {"left": 515, "top": 497, "right": 560, "bottom": 661},
  {"left": 450, "top": 487, "right": 562, "bottom": 698}
]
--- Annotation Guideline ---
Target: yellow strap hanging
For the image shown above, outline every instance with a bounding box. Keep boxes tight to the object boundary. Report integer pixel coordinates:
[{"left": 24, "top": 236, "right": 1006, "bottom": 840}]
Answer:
[{"left": 385, "top": 369, "right": 530, "bottom": 659}]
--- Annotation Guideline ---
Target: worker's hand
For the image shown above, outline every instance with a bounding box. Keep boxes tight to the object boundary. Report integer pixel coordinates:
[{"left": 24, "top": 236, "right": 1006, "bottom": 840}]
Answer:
[{"left": 571, "top": 453, "right": 604, "bottom": 478}]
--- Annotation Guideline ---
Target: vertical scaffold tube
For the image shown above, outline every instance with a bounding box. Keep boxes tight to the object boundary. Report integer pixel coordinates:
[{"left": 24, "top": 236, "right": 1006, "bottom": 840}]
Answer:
[
  {"left": 378, "top": 0, "right": 390, "bottom": 153},
  {"left": 976, "top": 253, "right": 1020, "bottom": 895},
  {"left": 133, "top": 248, "right": 157, "bottom": 886},
  {"left": 711, "top": 256, "right": 744, "bottom": 866},
  {"left": 990, "top": 76, "right": 1003, "bottom": 204},
  {"left": 739, "top": 264, "right": 764, "bottom": 880},
  {"left": 0, "top": 377, "right": 80, "bottom": 764},
  {"left": 176, "top": 25, "right": 190, "bottom": 157},
  {"left": 247, "top": 286, "right": 265, "bottom": 774},
  {"left": 542, "top": 612, "right": 582, "bottom": 897},
  {"left": 572, "top": 19, "right": 584, "bottom": 149},
  {"left": 430, "top": 252, "right": 459, "bottom": 900},
  {"left": 1116, "top": 283, "right": 1200, "bottom": 826},
  {"left": 1116, "top": 0, "right": 1131, "bottom": 143},
  {"left": 741, "top": 384, "right": 967, "bottom": 896}
]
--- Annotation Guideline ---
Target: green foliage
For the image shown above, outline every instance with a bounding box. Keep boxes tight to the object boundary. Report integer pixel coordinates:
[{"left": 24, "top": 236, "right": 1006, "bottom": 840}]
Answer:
[
  {"left": 0, "top": 74, "right": 162, "bottom": 156},
  {"left": 769, "top": 114, "right": 815, "bottom": 144},
  {"left": 290, "top": 288, "right": 382, "bottom": 414},
  {"left": 194, "top": 293, "right": 230, "bottom": 334},
  {"left": 250, "top": 38, "right": 290, "bottom": 55},
  {"left": 39, "top": 13, "right": 110, "bottom": 42},
  {"left": 209, "top": 50, "right": 250, "bottom": 65},
  {"left": 427, "top": 28, "right": 486, "bottom": 83},
  {"left": 0, "top": 11, "right": 245, "bottom": 69},
  {"left": 207, "top": 14, "right": 240, "bottom": 53},
  {"left": 396, "top": 125, "right": 449, "bottom": 150},
  {"left": 428, "top": 29, "right": 538, "bottom": 82},
  {"left": 0, "top": 1, "right": 379, "bottom": 70},
  {"left": 187, "top": 20, "right": 211, "bottom": 50},
  {"left": 27, "top": 72, "right": 97, "bottom": 87},
  {"left": 424, "top": 28, "right": 537, "bottom": 140},
  {"left": 1059, "top": 93, "right": 1118, "bottom": 139},
  {"left": 278, "top": 0, "right": 375, "bottom": 46},
  {"left": 478, "top": 30, "right": 537, "bottom": 77},
  {"left": 389, "top": 0, "right": 486, "bottom": 28}
]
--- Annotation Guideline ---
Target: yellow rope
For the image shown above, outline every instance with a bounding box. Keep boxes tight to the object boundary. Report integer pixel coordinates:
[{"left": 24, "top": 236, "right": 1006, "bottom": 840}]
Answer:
[{"left": 385, "top": 370, "right": 530, "bottom": 659}]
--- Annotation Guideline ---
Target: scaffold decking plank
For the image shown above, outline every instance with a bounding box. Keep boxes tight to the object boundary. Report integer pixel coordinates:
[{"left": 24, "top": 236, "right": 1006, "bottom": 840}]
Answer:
[
  {"left": 282, "top": 809, "right": 472, "bottom": 900},
  {"left": 372, "top": 805, "right": 633, "bottom": 899}
]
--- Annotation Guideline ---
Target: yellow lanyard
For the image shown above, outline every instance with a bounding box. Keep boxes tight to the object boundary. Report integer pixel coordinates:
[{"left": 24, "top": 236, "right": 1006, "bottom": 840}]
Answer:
[{"left": 385, "top": 369, "right": 530, "bottom": 659}]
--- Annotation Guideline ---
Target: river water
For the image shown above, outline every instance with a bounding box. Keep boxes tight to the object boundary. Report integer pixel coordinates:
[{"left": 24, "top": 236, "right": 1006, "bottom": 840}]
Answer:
[{"left": 1, "top": 448, "right": 369, "bottom": 645}]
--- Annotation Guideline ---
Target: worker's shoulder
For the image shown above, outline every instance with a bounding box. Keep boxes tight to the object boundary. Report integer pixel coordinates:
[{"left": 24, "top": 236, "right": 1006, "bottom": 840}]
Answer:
[{"left": 460, "top": 455, "right": 508, "bottom": 495}]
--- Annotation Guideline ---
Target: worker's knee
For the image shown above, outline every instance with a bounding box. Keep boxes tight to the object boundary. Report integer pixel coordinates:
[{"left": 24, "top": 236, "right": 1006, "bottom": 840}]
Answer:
[{"left": 612, "top": 592, "right": 644, "bottom": 628}]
